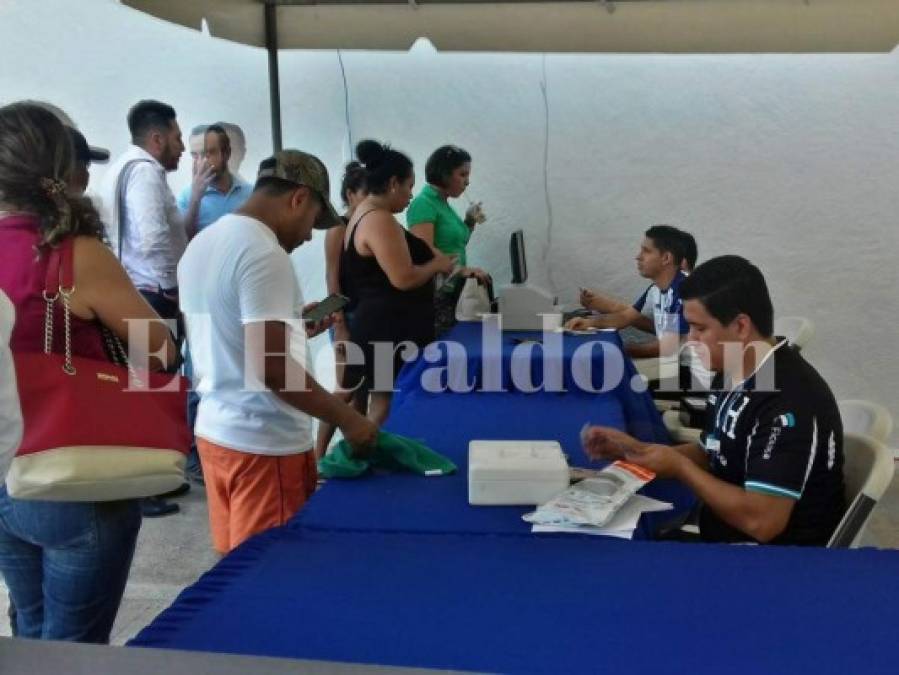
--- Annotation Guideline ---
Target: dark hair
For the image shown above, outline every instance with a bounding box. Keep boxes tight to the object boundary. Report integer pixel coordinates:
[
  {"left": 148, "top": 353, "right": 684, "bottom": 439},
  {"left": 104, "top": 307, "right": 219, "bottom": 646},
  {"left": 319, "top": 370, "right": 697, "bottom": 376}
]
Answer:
[
  {"left": 680, "top": 255, "right": 774, "bottom": 337},
  {"left": 217, "top": 121, "right": 246, "bottom": 150},
  {"left": 677, "top": 229, "right": 698, "bottom": 271},
  {"left": 190, "top": 124, "right": 208, "bottom": 137},
  {"left": 0, "top": 102, "right": 106, "bottom": 247},
  {"left": 205, "top": 124, "right": 230, "bottom": 154},
  {"left": 355, "top": 139, "right": 412, "bottom": 195},
  {"left": 127, "top": 99, "right": 177, "bottom": 145},
  {"left": 340, "top": 161, "right": 367, "bottom": 206},
  {"left": 425, "top": 145, "right": 471, "bottom": 188},
  {"left": 645, "top": 224, "right": 686, "bottom": 267}
]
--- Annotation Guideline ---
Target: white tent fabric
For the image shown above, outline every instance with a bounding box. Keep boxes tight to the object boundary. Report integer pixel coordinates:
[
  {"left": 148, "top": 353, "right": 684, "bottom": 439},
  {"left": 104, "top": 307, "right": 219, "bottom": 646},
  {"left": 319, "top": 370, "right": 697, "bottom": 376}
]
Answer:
[{"left": 122, "top": 0, "right": 899, "bottom": 54}]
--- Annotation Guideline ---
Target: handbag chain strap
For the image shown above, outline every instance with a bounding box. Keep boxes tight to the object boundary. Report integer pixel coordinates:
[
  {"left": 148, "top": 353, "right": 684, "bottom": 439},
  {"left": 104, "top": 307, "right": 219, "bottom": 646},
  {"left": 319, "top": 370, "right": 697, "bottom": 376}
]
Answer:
[
  {"left": 43, "top": 239, "right": 143, "bottom": 385},
  {"left": 40, "top": 283, "right": 76, "bottom": 375},
  {"left": 101, "top": 325, "right": 144, "bottom": 388},
  {"left": 41, "top": 238, "right": 77, "bottom": 375},
  {"left": 59, "top": 286, "right": 76, "bottom": 375},
  {"left": 42, "top": 289, "right": 57, "bottom": 356},
  {"left": 42, "top": 239, "right": 75, "bottom": 375}
]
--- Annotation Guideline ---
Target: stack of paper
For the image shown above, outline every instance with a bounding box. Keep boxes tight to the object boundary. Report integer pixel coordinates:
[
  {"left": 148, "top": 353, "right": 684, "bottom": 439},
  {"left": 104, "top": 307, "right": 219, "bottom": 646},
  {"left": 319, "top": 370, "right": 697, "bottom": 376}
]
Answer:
[{"left": 529, "top": 494, "right": 673, "bottom": 539}]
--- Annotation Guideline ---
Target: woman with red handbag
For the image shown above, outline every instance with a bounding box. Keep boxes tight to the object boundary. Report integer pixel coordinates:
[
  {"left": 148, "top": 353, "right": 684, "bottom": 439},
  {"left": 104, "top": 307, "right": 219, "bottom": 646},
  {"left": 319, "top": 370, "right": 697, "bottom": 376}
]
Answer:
[{"left": 0, "top": 103, "right": 177, "bottom": 643}]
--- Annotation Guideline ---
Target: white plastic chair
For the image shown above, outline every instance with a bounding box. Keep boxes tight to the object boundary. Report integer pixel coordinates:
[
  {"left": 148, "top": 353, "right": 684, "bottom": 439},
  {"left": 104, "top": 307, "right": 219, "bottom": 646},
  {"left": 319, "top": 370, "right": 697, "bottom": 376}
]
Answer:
[
  {"left": 838, "top": 400, "right": 893, "bottom": 445},
  {"left": 773, "top": 316, "right": 815, "bottom": 350},
  {"left": 827, "top": 432, "right": 895, "bottom": 548},
  {"left": 662, "top": 409, "right": 702, "bottom": 444},
  {"left": 655, "top": 399, "right": 680, "bottom": 413}
]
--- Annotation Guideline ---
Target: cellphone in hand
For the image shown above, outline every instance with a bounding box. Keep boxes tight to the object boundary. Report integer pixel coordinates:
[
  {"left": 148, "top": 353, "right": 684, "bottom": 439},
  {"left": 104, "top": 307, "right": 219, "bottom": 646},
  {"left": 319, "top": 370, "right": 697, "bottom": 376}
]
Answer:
[{"left": 302, "top": 293, "right": 349, "bottom": 323}]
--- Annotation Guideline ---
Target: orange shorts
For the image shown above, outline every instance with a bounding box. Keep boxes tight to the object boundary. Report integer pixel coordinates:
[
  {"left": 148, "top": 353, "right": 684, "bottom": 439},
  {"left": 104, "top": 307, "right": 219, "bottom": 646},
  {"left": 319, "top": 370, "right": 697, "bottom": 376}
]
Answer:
[{"left": 197, "top": 438, "right": 318, "bottom": 554}]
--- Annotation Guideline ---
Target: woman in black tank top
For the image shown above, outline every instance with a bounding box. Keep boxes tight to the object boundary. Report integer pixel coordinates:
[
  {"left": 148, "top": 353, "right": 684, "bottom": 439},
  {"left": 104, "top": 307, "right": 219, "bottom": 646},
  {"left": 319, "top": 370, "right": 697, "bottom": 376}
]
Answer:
[{"left": 339, "top": 141, "right": 454, "bottom": 425}]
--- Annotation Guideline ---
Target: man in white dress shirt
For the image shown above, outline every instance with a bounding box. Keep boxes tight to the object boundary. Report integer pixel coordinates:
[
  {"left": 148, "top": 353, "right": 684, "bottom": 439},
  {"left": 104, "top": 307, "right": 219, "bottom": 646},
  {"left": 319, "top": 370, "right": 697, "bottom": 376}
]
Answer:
[
  {"left": 99, "top": 100, "right": 212, "bottom": 517},
  {"left": 100, "top": 100, "right": 211, "bottom": 320}
]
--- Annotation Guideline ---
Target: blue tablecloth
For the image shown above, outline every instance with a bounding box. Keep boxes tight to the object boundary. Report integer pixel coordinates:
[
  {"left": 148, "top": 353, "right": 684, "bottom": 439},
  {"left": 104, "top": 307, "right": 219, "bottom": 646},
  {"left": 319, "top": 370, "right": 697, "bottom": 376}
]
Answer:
[
  {"left": 395, "top": 322, "right": 668, "bottom": 440},
  {"left": 130, "top": 527, "right": 899, "bottom": 674},
  {"left": 294, "top": 385, "right": 692, "bottom": 539},
  {"left": 129, "top": 321, "right": 899, "bottom": 673},
  {"left": 394, "top": 320, "right": 644, "bottom": 399},
  {"left": 294, "top": 323, "right": 690, "bottom": 539}
]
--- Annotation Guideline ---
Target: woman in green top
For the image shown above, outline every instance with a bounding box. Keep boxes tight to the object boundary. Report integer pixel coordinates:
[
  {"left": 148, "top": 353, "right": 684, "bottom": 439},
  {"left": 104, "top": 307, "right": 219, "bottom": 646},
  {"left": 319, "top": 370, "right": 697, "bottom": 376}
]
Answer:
[{"left": 407, "top": 145, "right": 488, "bottom": 333}]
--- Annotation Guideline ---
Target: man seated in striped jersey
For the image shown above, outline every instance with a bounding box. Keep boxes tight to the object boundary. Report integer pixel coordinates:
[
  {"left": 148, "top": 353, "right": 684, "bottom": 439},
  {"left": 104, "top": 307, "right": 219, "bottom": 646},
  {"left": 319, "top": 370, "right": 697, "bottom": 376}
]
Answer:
[{"left": 582, "top": 255, "right": 845, "bottom": 545}]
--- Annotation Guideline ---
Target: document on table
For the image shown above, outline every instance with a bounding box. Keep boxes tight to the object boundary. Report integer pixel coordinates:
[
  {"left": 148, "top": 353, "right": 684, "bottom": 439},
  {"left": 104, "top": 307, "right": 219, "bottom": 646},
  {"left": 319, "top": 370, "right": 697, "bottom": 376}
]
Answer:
[{"left": 530, "top": 494, "right": 673, "bottom": 539}]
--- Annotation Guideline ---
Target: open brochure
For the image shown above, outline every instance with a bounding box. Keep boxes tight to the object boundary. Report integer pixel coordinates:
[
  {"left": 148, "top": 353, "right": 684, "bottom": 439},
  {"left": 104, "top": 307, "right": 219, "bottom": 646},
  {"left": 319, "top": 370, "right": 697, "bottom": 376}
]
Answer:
[
  {"left": 530, "top": 494, "right": 673, "bottom": 538},
  {"left": 523, "top": 461, "right": 657, "bottom": 529}
]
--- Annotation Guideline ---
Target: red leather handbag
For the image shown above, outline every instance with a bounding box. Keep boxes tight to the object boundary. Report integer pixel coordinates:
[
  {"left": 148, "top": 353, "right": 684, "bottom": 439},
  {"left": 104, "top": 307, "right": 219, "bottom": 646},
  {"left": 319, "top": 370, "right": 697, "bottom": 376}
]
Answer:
[{"left": 6, "top": 239, "right": 190, "bottom": 501}]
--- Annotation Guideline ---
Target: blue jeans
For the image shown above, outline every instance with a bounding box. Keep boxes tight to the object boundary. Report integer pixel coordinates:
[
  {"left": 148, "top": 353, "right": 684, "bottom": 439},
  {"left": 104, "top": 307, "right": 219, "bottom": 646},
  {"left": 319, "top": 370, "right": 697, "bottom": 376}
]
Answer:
[{"left": 0, "top": 487, "right": 141, "bottom": 642}]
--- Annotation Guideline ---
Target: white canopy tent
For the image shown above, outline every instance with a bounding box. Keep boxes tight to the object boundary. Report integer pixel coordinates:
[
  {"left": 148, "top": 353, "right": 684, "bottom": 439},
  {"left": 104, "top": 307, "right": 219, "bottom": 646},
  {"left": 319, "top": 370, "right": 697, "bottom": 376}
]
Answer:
[{"left": 121, "top": 0, "right": 899, "bottom": 150}]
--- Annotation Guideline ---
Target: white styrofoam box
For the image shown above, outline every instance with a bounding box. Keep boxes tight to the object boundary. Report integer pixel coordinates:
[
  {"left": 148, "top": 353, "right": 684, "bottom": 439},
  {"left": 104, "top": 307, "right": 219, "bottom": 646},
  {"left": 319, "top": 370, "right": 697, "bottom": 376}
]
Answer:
[{"left": 468, "top": 440, "right": 569, "bottom": 506}]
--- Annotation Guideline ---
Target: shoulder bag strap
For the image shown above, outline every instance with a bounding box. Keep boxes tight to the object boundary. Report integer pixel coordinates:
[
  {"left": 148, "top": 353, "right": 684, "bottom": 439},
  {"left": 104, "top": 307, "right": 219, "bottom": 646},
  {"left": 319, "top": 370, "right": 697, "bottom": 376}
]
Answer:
[
  {"left": 42, "top": 238, "right": 76, "bottom": 374},
  {"left": 114, "top": 159, "right": 153, "bottom": 260}
]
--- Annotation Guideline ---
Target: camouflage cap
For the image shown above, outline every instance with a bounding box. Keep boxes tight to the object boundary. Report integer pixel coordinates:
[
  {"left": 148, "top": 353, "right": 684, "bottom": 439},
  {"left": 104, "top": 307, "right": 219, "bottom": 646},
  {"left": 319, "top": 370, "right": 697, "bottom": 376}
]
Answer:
[{"left": 257, "top": 149, "right": 341, "bottom": 229}]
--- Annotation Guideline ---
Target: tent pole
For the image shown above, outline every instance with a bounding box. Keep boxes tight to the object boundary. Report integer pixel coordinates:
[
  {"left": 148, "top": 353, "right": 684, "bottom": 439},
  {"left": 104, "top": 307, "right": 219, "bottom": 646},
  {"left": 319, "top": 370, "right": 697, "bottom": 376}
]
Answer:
[{"left": 264, "top": 2, "right": 283, "bottom": 152}]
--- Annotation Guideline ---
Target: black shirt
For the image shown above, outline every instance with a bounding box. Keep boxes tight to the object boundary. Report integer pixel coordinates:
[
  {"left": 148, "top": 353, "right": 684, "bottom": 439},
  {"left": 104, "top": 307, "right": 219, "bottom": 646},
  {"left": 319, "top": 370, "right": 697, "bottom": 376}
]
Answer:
[{"left": 699, "top": 341, "right": 845, "bottom": 546}]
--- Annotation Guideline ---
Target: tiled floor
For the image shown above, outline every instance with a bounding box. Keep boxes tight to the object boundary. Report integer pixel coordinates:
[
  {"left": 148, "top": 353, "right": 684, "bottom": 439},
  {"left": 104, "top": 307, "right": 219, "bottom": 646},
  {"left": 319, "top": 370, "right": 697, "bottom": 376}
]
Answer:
[{"left": 2, "top": 471, "right": 898, "bottom": 645}]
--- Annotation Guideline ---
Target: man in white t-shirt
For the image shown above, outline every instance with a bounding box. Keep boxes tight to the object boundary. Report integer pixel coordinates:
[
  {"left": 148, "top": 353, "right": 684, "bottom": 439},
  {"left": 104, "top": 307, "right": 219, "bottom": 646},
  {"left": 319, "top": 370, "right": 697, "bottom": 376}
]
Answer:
[{"left": 178, "top": 150, "right": 378, "bottom": 554}]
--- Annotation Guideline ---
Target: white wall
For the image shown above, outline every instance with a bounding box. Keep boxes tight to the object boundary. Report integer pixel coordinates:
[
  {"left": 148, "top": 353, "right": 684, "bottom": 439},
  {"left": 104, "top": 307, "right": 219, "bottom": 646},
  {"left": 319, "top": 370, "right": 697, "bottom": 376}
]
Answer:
[{"left": 2, "top": 0, "right": 897, "bottom": 444}]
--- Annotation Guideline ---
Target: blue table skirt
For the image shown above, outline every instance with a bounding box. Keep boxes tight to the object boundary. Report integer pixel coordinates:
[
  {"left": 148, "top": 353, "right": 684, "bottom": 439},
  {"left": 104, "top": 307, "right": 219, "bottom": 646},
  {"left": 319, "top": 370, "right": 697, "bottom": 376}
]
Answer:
[
  {"left": 294, "top": 387, "right": 693, "bottom": 539},
  {"left": 130, "top": 527, "right": 899, "bottom": 674}
]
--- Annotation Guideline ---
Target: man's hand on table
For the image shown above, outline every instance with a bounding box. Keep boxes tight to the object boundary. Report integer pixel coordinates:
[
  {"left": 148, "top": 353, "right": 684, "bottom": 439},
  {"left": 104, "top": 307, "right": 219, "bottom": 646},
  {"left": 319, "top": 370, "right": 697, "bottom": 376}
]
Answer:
[
  {"left": 583, "top": 425, "right": 685, "bottom": 480},
  {"left": 622, "top": 443, "right": 685, "bottom": 480},
  {"left": 565, "top": 316, "right": 597, "bottom": 331},
  {"left": 581, "top": 426, "right": 641, "bottom": 460}
]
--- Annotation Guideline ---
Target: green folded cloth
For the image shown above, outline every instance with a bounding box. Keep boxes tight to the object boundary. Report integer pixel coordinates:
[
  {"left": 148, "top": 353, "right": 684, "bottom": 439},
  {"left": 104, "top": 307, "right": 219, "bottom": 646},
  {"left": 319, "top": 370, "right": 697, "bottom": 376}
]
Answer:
[{"left": 318, "top": 431, "right": 457, "bottom": 479}]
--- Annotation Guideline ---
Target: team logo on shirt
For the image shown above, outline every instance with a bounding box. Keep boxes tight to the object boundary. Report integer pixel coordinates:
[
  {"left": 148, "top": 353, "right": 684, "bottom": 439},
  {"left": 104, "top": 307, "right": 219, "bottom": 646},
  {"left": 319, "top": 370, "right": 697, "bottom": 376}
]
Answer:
[
  {"left": 722, "top": 395, "right": 750, "bottom": 440},
  {"left": 776, "top": 413, "right": 796, "bottom": 428},
  {"left": 763, "top": 412, "right": 795, "bottom": 460}
]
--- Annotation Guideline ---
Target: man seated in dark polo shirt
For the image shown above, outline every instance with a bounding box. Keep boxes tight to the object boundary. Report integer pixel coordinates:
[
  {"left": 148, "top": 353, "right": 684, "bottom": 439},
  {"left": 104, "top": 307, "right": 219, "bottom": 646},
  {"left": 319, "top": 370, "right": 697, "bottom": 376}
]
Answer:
[{"left": 582, "top": 255, "right": 845, "bottom": 545}]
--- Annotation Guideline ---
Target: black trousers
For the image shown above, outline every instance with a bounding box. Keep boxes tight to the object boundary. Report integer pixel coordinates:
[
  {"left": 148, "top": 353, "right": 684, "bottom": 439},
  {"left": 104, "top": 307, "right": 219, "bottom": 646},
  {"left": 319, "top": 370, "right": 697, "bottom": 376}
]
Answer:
[{"left": 139, "top": 289, "right": 183, "bottom": 374}]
